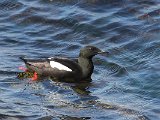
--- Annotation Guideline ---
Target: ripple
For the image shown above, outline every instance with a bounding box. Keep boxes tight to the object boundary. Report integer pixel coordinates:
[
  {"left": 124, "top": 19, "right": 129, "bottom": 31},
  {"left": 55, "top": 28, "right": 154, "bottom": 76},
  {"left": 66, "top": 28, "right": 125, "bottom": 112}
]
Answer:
[
  {"left": 0, "top": 0, "right": 23, "bottom": 12},
  {"left": 0, "top": 70, "right": 18, "bottom": 75},
  {"left": 0, "top": 0, "right": 159, "bottom": 119},
  {"left": 0, "top": 113, "right": 38, "bottom": 120}
]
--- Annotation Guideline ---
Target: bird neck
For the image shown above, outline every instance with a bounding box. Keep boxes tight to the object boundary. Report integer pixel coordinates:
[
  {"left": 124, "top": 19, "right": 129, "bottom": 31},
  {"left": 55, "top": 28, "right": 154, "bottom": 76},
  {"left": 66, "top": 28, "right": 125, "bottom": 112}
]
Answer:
[{"left": 78, "top": 56, "right": 94, "bottom": 79}]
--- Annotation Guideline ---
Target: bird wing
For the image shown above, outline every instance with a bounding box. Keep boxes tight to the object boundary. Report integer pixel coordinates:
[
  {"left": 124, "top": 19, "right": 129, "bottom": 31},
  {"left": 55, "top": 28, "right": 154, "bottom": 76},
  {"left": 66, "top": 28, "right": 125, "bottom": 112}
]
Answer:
[
  {"left": 20, "top": 57, "right": 49, "bottom": 68},
  {"left": 19, "top": 57, "right": 83, "bottom": 81},
  {"left": 48, "top": 57, "right": 81, "bottom": 72},
  {"left": 20, "top": 57, "right": 81, "bottom": 73}
]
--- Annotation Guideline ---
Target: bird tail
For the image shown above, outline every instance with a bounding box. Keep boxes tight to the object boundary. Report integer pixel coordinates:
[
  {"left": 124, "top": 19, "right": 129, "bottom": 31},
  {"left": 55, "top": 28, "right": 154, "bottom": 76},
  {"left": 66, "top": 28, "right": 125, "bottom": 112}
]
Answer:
[{"left": 19, "top": 56, "right": 27, "bottom": 63}]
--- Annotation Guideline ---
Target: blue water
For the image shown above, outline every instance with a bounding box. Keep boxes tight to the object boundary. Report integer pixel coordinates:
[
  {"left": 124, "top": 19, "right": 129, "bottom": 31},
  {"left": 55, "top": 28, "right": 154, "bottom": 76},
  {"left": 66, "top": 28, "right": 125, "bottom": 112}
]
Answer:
[{"left": 0, "top": 0, "right": 160, "bottom": 119}]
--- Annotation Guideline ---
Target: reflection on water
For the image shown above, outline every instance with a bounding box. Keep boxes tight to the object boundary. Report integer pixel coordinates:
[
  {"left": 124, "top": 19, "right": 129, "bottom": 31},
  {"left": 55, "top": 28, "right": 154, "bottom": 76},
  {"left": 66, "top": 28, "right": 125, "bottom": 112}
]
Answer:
[{"left": 0, "top": 0, "right": 160, "bottom": 119}]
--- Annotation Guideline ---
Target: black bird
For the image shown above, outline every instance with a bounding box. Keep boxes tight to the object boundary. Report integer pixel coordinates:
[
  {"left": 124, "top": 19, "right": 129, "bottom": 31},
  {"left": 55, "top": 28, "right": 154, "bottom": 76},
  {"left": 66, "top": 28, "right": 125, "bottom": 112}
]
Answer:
[{"left": 20, "top": 46, "right": 107, "bottom": 82}]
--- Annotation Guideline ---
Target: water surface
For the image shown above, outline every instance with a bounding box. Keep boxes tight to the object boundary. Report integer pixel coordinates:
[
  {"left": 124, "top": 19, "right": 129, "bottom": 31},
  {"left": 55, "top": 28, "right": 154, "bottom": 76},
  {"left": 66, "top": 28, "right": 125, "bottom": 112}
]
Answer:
[{"left": 0, "top": 0, "right": 160, "bottom": 119}]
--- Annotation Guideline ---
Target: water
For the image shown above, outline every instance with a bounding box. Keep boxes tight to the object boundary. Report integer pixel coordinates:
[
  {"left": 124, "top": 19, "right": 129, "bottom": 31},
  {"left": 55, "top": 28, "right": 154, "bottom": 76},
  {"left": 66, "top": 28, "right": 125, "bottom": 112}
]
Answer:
[{"left": 0, "top": 0, "right": 160, "bottom": 119}]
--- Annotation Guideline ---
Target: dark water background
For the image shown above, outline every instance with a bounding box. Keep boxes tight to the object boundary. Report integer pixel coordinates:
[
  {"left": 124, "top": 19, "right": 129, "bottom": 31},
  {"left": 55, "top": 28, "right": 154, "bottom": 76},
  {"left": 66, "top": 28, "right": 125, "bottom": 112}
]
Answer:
[{"left": 0, "top": 0, "right": 160, "bottom": 119}]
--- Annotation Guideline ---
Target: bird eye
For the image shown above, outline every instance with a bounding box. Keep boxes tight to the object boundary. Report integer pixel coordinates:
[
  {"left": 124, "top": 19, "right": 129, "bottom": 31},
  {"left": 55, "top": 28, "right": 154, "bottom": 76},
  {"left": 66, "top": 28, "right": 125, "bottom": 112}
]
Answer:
[{"left": 88, "top": 47, "right": 93, "bottom": 50}]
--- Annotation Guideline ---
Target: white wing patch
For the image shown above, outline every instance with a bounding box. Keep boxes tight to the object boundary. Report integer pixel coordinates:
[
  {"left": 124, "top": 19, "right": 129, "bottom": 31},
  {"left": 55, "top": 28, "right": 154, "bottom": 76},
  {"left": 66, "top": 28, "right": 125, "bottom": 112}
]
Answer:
[
  {"left": 50, "top": 61, "right": 72, "bottom": 72},
  {"left": 48, "top": 57, "right": 53, "bottom": 60}
]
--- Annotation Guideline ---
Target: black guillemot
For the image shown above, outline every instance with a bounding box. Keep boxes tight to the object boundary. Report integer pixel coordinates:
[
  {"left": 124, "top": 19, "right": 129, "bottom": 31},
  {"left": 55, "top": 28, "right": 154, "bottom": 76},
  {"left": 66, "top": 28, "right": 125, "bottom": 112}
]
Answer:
[{"left": 20, "top": 46, "right": 107, "bottom": 82}]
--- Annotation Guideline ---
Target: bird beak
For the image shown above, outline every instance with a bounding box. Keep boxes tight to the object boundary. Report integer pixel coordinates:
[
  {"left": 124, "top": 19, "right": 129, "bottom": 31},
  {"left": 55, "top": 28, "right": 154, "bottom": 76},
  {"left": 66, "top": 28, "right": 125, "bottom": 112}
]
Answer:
[{"left": 98, "top": 50, "right": 109, "bottom": 55}]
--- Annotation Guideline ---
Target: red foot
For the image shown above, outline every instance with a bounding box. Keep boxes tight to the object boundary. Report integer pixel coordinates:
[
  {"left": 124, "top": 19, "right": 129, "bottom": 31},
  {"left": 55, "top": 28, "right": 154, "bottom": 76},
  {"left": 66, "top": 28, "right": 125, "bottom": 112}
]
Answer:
[{"left": 31, "top": 72, "right": 38, "bottom": 81}]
